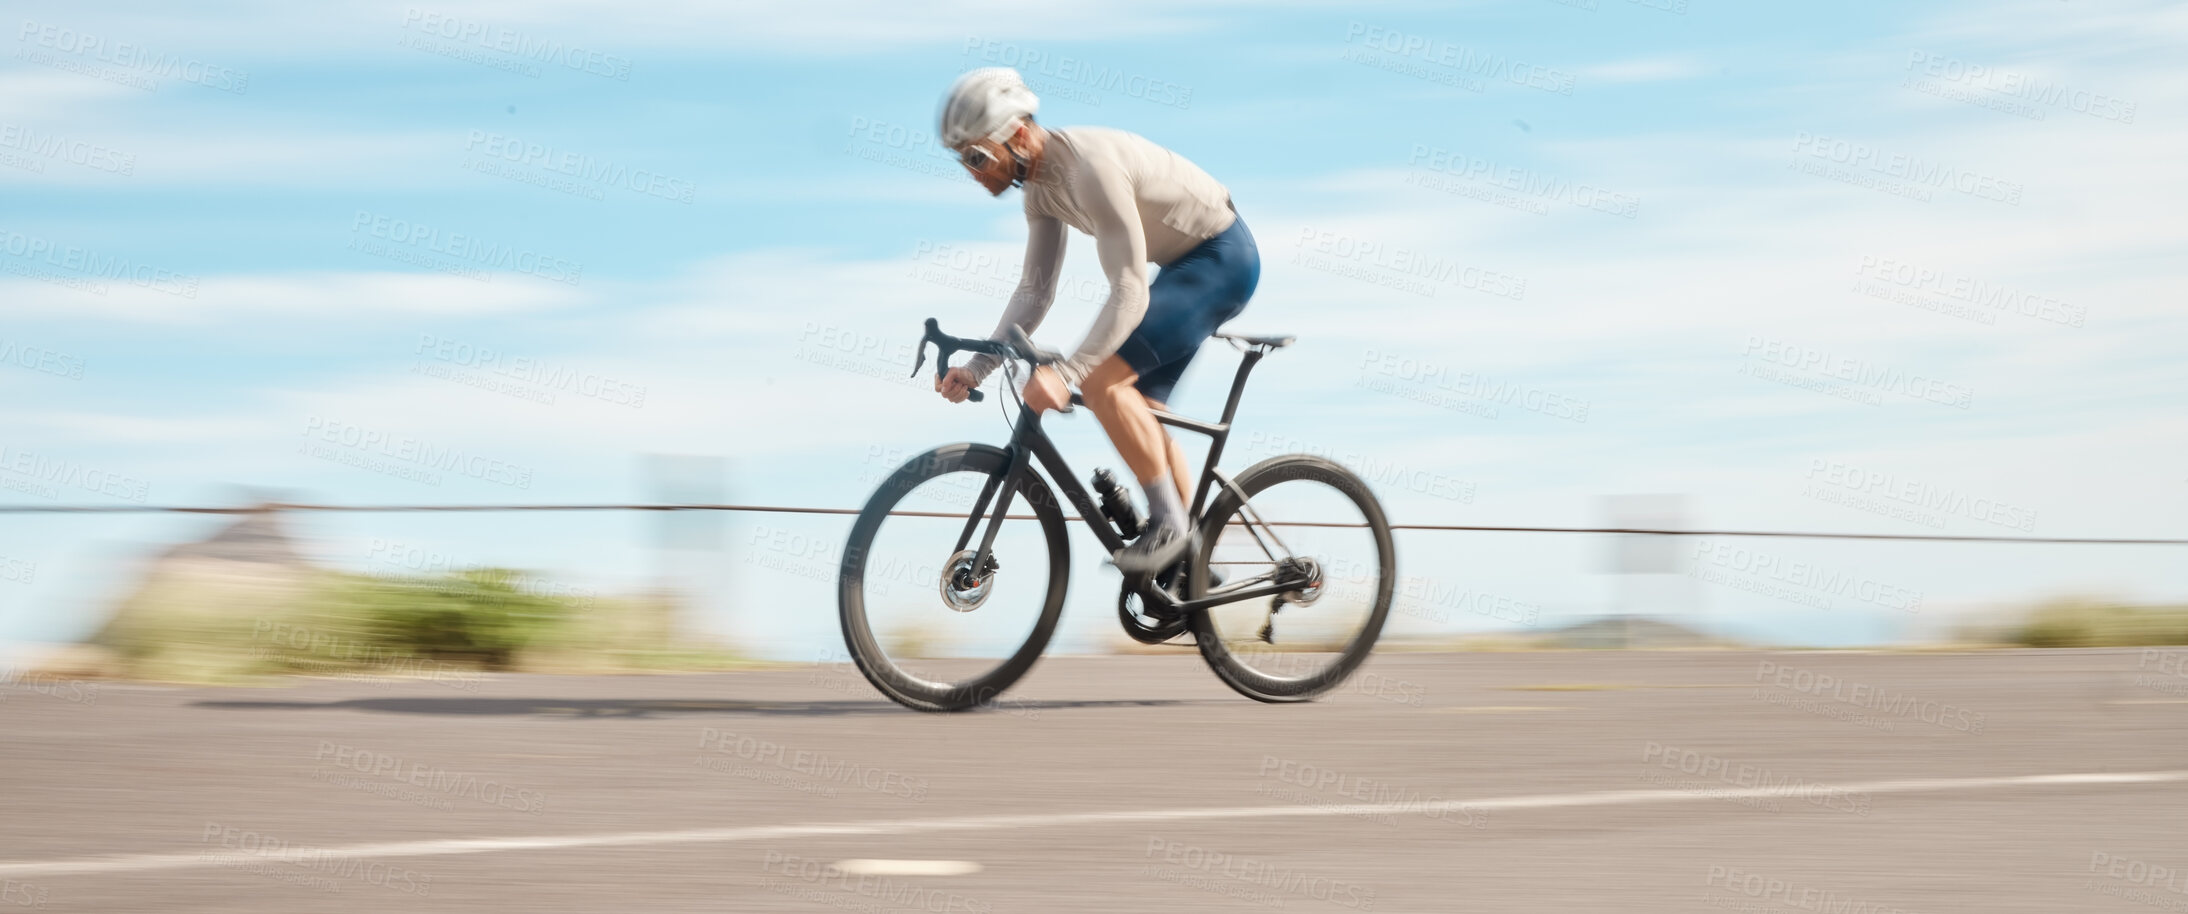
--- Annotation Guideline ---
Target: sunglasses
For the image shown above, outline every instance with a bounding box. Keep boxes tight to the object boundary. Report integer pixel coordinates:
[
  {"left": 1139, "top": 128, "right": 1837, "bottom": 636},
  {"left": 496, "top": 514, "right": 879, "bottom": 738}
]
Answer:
[{"left": 958, "top": 144, "right": 1002, "bottom": 172}]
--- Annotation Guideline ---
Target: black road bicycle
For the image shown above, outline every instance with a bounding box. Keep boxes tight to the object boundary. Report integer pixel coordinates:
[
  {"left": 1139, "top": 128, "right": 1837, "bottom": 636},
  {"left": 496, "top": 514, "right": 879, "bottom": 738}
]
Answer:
[{"left": 837, "top": 319, "right": 1396, "bottom": 712}]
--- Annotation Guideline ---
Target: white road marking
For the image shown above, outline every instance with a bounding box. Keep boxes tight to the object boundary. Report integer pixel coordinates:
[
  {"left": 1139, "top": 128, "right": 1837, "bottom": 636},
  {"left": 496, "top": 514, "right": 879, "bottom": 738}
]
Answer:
[
  {"left": 3, "top": 769, "right": 2183, "bottom": 879},
  {"left": 831, "top": 859, "right": 982, "bottom": 876}
]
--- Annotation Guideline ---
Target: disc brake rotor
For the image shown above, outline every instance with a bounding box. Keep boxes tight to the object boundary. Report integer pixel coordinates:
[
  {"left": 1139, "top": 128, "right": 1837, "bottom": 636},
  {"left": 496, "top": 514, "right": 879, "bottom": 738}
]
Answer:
[{"left": 939, "top": 549, "right": 998, "bottom": 612}]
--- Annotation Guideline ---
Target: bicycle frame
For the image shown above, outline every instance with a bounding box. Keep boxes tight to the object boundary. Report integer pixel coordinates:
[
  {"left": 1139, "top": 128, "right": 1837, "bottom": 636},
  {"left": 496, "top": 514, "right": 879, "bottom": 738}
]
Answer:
[{"left": 946, "top": 345, "right": 1308, "bottom": 614}]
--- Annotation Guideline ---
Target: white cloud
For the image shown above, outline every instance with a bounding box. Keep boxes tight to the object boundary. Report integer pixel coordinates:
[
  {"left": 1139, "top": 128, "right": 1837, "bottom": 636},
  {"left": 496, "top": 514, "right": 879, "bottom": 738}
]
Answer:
[
  {"left": 12, "top": 0, "right": 1258, "bottom": 56},
  {"left": 0, "top": 70, "right": 140, "bottom": 119},
  {"left": 1577, "top": 56, "right": 1709, "bottom": 84},
  {"left": 0, "top": 271, "right": 586, "bottom": 323}
]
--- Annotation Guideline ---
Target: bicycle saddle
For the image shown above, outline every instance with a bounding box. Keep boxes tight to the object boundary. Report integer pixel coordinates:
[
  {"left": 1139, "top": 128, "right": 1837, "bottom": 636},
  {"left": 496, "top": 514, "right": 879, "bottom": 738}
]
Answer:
[{"left": 1213, "top": 331, "right": 1295, "bottom": 349}]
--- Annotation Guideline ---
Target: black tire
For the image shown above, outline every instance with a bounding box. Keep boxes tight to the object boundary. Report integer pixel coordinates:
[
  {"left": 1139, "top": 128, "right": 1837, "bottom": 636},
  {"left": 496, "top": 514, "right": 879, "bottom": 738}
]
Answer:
[
  {"left": 838, "top": 443, "right": 1070, "bottom": 712},
  {"left": 1187, "top": 455, "right": 1395, "bottom": 703}
]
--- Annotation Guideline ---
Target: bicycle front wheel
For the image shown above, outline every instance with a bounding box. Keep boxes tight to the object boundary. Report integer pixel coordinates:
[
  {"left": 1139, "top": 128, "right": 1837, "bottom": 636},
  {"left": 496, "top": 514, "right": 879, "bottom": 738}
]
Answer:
[
  {"left": 1188, "top": 455, "right": 1395, "bottom": 702},
  {"left": 838, "top": 443, "right": 1069, "bottom": 712}
]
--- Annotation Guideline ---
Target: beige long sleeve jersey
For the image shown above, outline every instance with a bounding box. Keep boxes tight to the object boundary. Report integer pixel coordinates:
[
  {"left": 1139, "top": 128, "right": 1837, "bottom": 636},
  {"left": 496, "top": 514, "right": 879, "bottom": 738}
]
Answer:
[{"left": 961, "top": 127, "right": 1237, "bottom": 388}]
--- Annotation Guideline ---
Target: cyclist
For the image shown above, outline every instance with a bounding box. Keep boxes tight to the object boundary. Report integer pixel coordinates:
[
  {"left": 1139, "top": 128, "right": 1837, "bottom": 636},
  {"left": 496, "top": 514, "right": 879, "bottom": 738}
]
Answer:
[{"left": 932, "top": 67, "right": 1261, "bottom": 576}]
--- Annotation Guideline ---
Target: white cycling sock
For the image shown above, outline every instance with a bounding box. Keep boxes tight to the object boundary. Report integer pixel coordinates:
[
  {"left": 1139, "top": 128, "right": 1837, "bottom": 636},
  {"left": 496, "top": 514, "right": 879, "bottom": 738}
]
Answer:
[{"left": 1144, "top": 470, "right": 1186, "bottom": 535}]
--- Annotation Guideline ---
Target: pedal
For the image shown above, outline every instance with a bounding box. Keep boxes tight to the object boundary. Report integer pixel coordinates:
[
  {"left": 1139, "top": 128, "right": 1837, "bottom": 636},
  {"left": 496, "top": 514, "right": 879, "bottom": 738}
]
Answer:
[{"left": 1258, "top": 595, "right": 1286, "bottom": 644}]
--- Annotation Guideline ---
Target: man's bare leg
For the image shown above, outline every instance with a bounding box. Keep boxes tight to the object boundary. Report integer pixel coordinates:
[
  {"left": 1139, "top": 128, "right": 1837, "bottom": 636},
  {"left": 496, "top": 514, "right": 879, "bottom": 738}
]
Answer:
[
  {"left": 1080, "top": 355, "right": 1166, "bottom": 484},
  {"left": 1080, "top": 356, "right": 1196, "bottom": 571},
  {"left": 1146, "top": 398, "right": 1193, "bottom": 509}
]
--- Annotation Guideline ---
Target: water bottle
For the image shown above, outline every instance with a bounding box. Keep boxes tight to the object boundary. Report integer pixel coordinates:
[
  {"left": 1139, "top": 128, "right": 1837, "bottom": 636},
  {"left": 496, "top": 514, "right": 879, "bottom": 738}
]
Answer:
[{"left": 1091, "top": 468, "right": 1143, "bottom": 540}]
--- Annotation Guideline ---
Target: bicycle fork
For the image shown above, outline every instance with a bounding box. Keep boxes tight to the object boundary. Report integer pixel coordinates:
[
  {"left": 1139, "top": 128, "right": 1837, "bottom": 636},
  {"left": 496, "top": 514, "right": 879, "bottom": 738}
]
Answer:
[{"left": 950, "top": 447, "right": 1028, "bottom": 592}]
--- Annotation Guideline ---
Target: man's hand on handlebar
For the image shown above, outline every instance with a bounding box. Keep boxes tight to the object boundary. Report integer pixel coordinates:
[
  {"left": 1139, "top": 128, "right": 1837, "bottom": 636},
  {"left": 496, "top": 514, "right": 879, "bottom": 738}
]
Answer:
[
  {"left": 935, "top": 366, "right": 979, "bottom": 403},
  {"left": 1021, "top": 365, "right": 1069, "bottom": 414}
]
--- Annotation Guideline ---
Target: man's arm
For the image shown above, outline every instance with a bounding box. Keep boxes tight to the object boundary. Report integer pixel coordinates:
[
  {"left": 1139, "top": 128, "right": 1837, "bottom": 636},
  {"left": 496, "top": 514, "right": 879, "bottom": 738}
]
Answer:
[
  {"left": 962, "top": 213, "right": 1067, "bottom": 384},
  {"left": 1053, "top": 166, "right": 1149, "bottom": 388}
]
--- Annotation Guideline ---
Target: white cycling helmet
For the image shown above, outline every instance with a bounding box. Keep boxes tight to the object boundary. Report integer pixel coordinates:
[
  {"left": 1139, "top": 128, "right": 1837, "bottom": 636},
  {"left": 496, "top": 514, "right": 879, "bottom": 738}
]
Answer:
[{"left": 939, "top": 67, "right": 1039, "bottom": 149}]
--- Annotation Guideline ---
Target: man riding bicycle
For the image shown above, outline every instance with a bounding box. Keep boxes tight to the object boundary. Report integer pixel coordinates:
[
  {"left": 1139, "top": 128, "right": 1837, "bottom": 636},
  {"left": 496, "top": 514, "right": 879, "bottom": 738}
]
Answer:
[{"left": 932, "top": 67, "right": 1262, "bottom": 576}]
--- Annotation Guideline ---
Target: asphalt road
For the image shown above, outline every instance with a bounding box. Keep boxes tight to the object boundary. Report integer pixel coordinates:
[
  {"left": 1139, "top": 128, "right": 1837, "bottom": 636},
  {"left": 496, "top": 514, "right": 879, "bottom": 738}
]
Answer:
[{"left": 3, "top": 648, "right": 2186, "bottom": 913}]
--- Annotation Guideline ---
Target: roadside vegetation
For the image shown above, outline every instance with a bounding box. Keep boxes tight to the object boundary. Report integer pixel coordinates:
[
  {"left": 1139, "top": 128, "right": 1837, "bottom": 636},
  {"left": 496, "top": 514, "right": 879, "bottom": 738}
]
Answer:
[
  {"left": 90, "top": 568, "right": 744, "bottom": 683},
  {"left": 2008, "top": 597, "right": 2188, "bottom": 648}
]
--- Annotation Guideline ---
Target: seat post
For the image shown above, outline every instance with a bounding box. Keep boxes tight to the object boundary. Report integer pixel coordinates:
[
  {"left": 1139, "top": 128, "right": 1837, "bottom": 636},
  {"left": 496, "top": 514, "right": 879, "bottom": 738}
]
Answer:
[{"left": 1216, "top": 349, "right": 1266, "bottom": 429}]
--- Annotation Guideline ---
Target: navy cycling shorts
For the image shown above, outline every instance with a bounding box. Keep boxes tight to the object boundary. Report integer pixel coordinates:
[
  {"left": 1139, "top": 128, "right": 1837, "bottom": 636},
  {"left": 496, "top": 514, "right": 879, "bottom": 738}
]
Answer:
[{"left": 1117, "top": 214, "right": 1260, "bottom": 405}]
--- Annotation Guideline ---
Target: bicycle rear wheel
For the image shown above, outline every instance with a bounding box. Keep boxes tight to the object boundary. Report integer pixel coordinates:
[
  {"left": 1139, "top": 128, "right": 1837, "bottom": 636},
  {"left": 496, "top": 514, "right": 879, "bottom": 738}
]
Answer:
[
  {"left": 1188, "top": 455, "right": 1394, "bottom": 702},
  {"left": 838, "top": 443, "right": 1069, "bottom": 712}
]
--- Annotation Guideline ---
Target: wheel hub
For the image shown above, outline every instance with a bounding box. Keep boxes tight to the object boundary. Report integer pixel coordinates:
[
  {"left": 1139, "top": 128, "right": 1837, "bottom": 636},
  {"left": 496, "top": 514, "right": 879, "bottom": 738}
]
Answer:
[
  {"left": 939, "top": 549, "right": 998, "bottom": 612},
  {"left": 1280, "top": 557, "right": 1324, "bottom": 606}
]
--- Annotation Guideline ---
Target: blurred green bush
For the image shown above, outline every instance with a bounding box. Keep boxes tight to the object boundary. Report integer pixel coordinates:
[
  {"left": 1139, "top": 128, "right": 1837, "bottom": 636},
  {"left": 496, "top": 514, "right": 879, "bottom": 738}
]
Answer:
[
  {"left": 336, "top": 569, "right": 569, "bottom": 671},
  {"left": 94, "top": 565, "right": 741, "bottom": 683},
  {"left": 2012, "top": 598, "right": 2188, "bottom": 648}
]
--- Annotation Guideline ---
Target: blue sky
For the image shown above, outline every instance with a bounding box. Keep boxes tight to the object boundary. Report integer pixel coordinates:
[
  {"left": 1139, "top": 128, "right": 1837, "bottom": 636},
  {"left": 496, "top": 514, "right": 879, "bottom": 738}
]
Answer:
[{"left": 3, "top": 0, "right": 2184, "bottom": 660}]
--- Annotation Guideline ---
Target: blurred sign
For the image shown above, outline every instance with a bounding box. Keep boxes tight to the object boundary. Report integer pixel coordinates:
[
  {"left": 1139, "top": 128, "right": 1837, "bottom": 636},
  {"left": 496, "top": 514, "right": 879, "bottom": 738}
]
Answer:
[
  {"left": 643, "top": 455, "right": 726, "bottom": 551},
  {"left": 1601, "top": 494, "right": 1691, "bottom": 574}
]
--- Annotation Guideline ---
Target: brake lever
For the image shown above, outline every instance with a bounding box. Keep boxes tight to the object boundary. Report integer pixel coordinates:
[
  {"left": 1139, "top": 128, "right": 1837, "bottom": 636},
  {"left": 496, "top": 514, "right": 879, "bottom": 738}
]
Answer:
[
  {"left": 912, "top": 317, "right": 984, "bottom": 403},
  {"left": 1001, "top": 325, "right": 1072, "bottom": 414}
]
